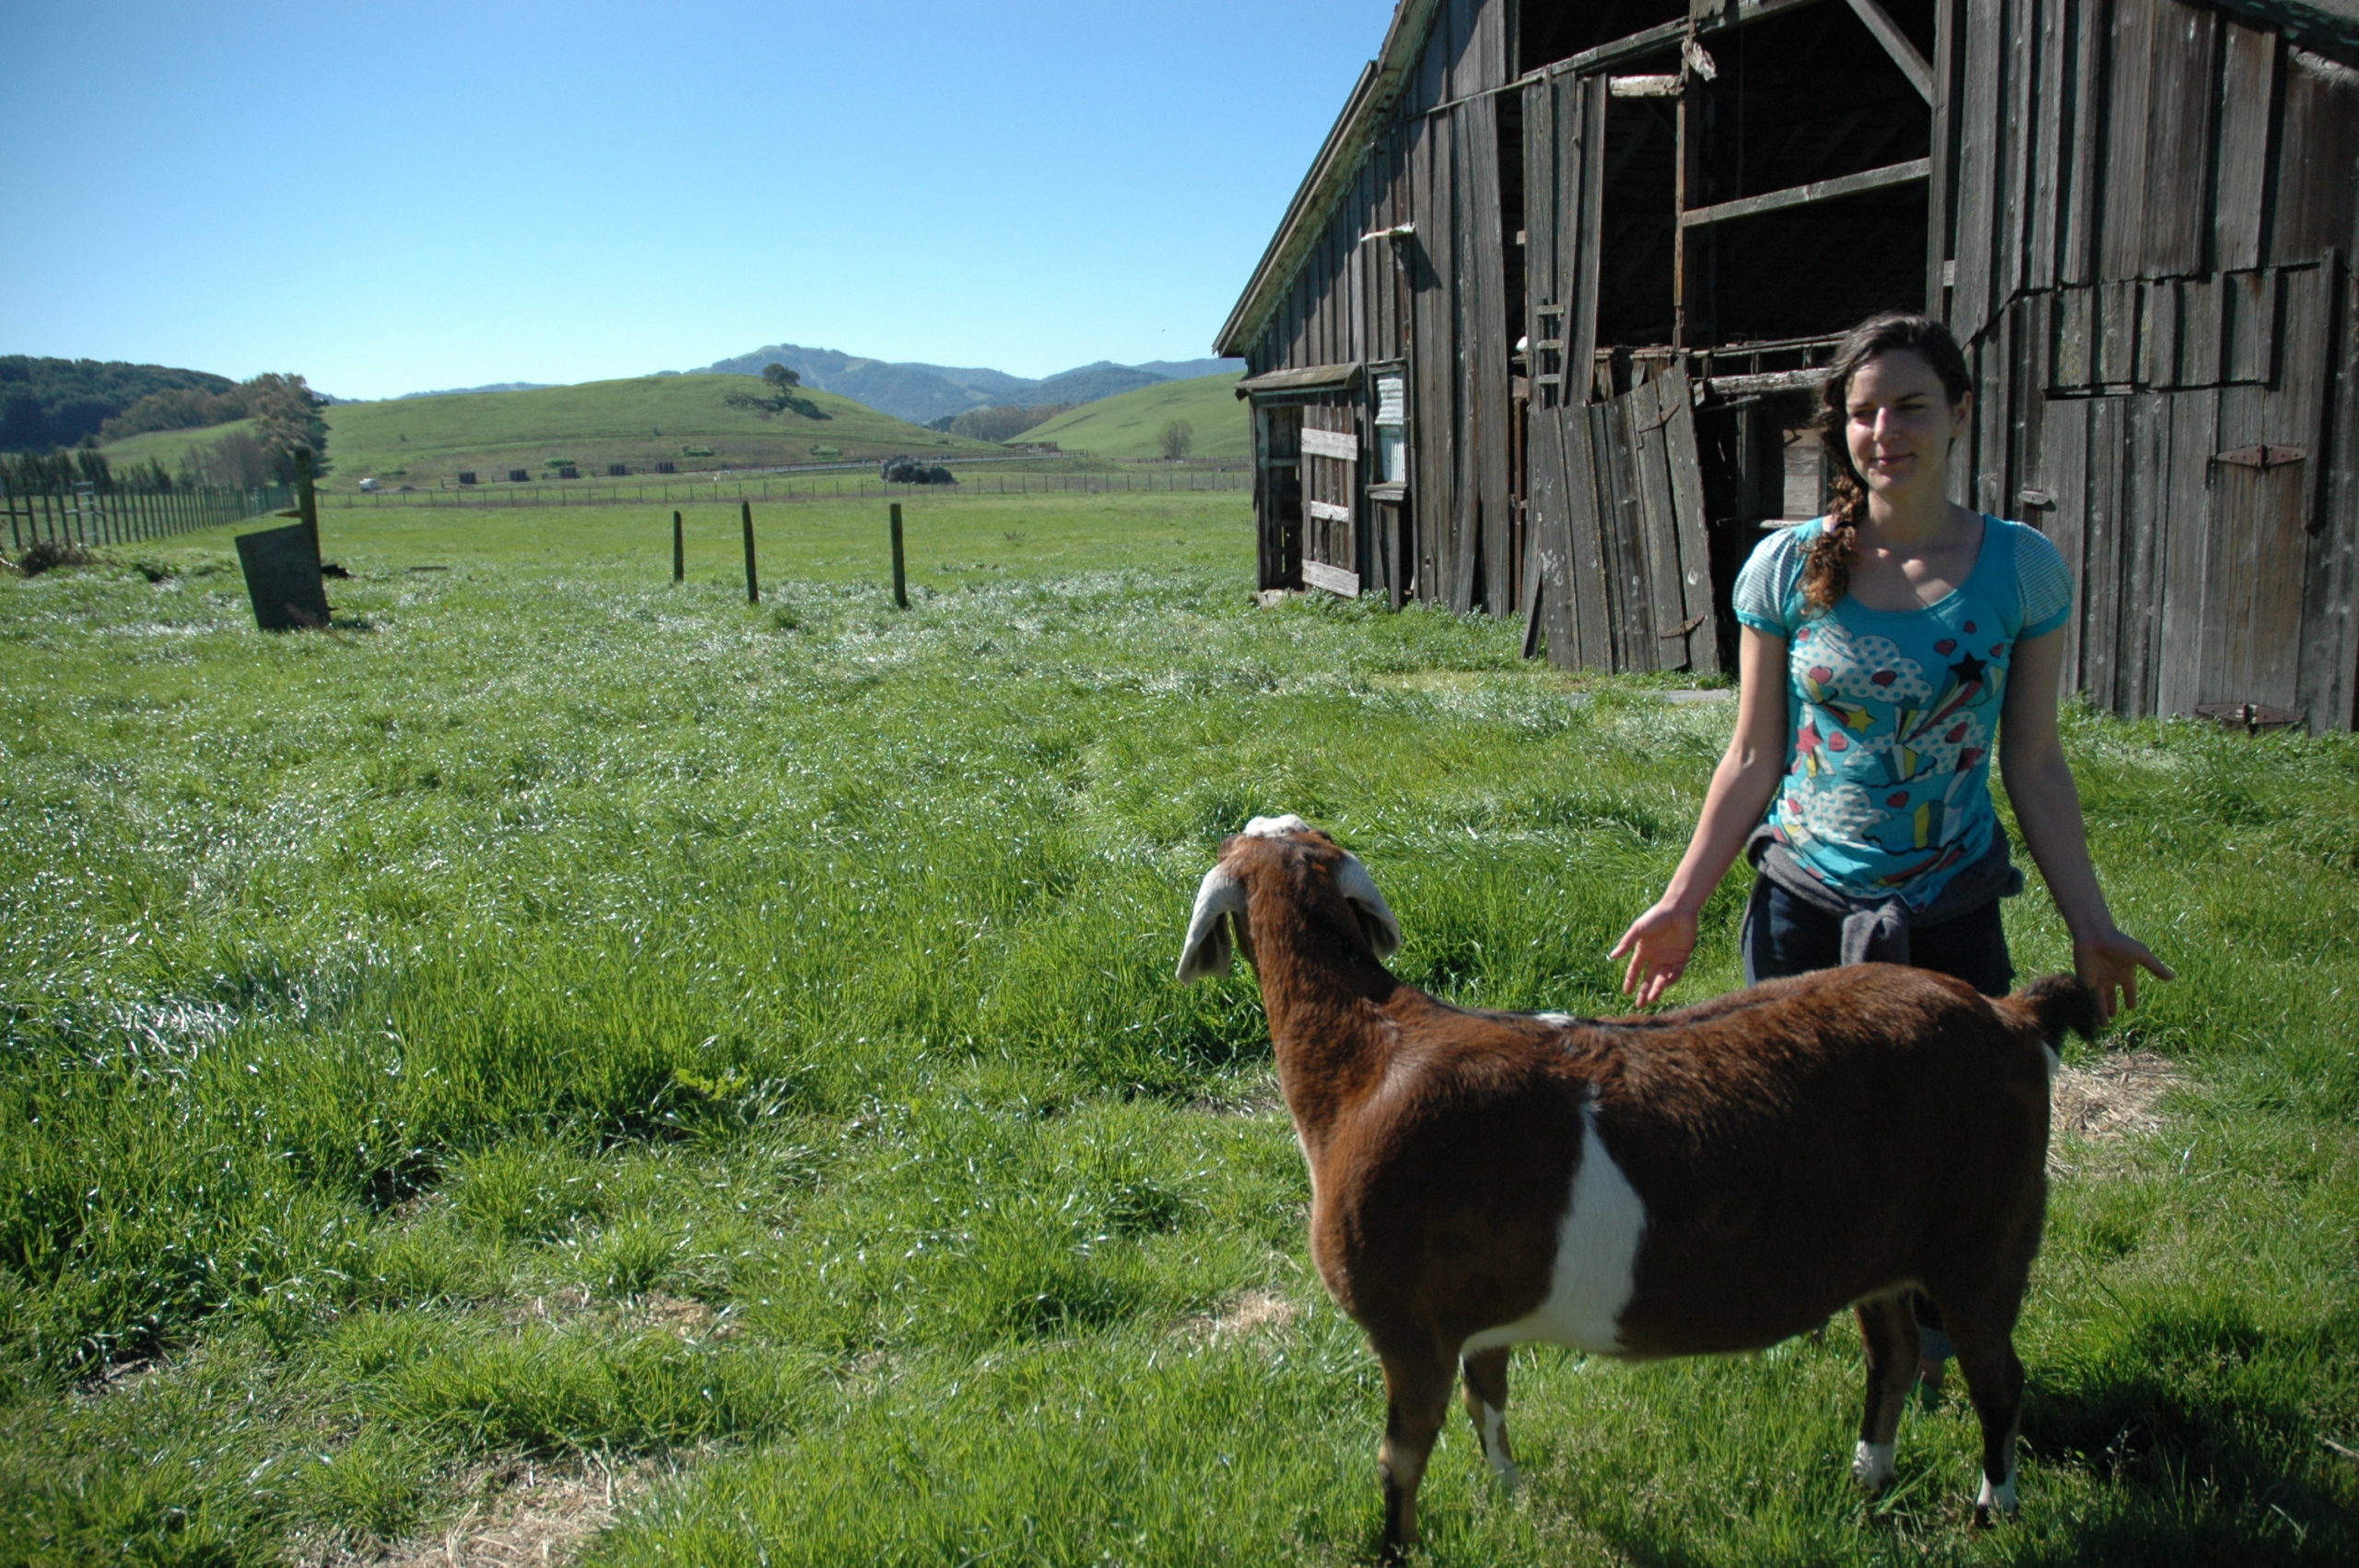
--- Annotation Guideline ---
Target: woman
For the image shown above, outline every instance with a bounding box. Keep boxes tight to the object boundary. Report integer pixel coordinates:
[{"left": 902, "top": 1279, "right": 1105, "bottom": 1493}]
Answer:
[{"left": 1610, "top": 310, "right": 2172, "bottom": 1384}]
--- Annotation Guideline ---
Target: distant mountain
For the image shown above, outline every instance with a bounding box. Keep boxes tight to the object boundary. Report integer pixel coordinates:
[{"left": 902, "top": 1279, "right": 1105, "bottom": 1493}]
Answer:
[
  {"left": 395, "top": 381, "right": 557, "bottom": 400},
  {"left": 698, "top": 344, "right": 1244, "bottom": 427}
]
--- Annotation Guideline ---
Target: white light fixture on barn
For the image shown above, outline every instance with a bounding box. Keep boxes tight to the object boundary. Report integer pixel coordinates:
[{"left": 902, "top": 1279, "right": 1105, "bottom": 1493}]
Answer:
[{"left": 1356, "top": 222, "right": 1415, "bottom": 245}]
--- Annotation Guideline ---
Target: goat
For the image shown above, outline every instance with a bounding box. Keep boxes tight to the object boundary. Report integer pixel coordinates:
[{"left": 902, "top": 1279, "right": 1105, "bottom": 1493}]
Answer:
[{"left": 1177, "top": 815, "right": 2095, "bottom": 1556}]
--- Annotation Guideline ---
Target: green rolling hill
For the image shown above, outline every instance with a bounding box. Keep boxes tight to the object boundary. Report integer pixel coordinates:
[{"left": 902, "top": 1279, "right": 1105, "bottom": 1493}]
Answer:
[
  {"left": 99, "top": 374, "right": 998, "bottom": 491},
  {"left": 1014, "top": 371, "right": 1247, "bottom": 459}
]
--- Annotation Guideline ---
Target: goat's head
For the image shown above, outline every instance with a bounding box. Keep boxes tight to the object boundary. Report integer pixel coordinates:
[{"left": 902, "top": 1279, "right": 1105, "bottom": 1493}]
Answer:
[{"left": 1176, "top": 814, "right": 1402, "bottom": 982}]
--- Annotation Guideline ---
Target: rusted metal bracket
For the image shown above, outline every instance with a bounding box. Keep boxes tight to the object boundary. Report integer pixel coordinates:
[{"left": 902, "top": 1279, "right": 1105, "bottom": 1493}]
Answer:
[
  {"left": 1660, "top": 611, "right": 1709, "bottom": 639},
  {"left": 2210, "top": 444, "right": 2308, "bottom": 471}
]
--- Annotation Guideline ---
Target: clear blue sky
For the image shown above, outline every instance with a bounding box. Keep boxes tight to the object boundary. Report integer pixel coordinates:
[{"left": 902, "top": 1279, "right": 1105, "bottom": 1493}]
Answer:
[{"left": 2, "top": 2, "right": 1382, "bottom": 401}]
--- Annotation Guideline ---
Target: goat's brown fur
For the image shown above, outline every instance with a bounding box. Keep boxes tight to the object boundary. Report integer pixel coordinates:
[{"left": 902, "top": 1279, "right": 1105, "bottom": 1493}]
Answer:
[{"left": 1181, "top": 822, "right": 2095, "bottom": 1555}]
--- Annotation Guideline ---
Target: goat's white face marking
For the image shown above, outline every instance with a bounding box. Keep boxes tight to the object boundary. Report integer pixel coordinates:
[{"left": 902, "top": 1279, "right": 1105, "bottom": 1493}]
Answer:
[
  {"left": 1242, "top": 813, "right": 1312, "bottom": 838},
  {"left": 1462, "top": 1101, "right": 1646, "bottom": 1356},
  {"left": 1853, "top": 1441, "right": 1896, "bottom": 1490}
]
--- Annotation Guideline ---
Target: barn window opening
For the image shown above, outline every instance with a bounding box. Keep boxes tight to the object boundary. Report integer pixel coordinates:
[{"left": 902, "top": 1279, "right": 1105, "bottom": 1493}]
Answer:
[
  {"left": 1372, "top": 369, "right": 1408, "bottom": 485},
  {"left": 1520, "top": 0, "right": 1687, "bottom": 75}
]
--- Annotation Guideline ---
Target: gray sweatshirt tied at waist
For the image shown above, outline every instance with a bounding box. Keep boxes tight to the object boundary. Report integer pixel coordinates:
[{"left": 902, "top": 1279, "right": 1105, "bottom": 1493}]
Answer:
[{"left": 1742, "top": 821, "right": 2025, "bottom": 970}]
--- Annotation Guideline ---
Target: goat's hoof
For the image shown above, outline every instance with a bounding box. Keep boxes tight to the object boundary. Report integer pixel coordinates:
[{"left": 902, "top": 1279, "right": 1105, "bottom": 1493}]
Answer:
[
  {"left": 1973, "top": 1474, "right": 2020, "bottom": 1527},
  {"left": 1851, "top": 1441, "right": 1896, "bottom": 1492}
]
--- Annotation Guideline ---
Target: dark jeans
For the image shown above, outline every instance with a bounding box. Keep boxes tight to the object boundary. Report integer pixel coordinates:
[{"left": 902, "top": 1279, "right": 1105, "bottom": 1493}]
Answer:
[
  {"left": 1742, "top": 878, "right": 2015, "bottom": 998},
  {"left": 1739, "top": 875, "right": 2016, "bottom": 1362}
]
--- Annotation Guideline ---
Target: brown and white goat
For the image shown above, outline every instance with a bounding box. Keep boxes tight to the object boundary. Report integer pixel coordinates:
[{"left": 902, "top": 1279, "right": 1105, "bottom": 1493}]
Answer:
[{"left": 1177, "top": 816, "right": 2095, "bottom": 1555}]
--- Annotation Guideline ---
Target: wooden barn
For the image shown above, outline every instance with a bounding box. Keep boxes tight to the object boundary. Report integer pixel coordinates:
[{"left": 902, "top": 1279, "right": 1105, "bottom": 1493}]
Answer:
[{"left": 1216, "top": 0, "right": 2359, "bottom": 730}]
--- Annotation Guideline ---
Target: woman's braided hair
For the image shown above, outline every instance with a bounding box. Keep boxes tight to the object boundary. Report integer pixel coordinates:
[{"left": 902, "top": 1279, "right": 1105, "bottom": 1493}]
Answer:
[{"left": 1800, "top": 312, "right": 1976, "bottom": 614}]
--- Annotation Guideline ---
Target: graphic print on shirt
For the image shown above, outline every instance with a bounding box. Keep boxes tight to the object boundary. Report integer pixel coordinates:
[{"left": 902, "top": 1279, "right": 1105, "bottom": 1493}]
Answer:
[{"left": 1781, "top": 615, "right": 2007, "bottom": 890}]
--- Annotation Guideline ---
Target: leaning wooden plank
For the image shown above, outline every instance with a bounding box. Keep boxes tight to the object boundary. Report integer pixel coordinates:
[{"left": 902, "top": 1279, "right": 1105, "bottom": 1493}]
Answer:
[
  {"left": 1629, "top": 374, "right": 1690, "bottom": 671},
  {"left": 1600, "top": 387, "right": 1653, "bottom": 671},
  {"left": 1523, "top": 78, "right": 1560, "bottom": 339},
  {"left": 1660, "top": 365, "right": 1719, "bottom": 675},
  {"left": 1564, "top": 403, "right": 1615, "bottom": 672},
  {"left": 1449, "top": 109, "right": 1484, "bottom": 615}
]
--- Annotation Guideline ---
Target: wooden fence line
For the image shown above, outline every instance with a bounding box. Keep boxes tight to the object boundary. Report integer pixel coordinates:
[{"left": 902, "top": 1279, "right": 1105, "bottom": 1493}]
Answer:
[
  {"left": 2, "top": 482, "right": 294, "bottom": 554},
  {"left": 322, "top": 467, "right": 1252, "bottom": 510}
]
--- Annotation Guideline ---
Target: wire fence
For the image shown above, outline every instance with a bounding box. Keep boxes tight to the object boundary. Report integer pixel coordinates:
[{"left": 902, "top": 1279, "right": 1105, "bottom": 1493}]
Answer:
[
  {"left": 3, "top": 481, "right": 295, "bottom": 553},
  {"left": 323, "top": 463, "right": 1252, "bottom": 510}
]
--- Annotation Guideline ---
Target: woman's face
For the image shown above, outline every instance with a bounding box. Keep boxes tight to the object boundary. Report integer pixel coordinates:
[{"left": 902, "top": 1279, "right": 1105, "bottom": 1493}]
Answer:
[{"left": 1843, "top": 349, "right": 1970, "bottom": 499}]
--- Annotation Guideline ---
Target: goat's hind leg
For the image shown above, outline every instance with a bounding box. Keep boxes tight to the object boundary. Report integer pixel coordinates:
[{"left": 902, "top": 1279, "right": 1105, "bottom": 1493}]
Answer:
[
  {"left": 1375, "top": 1338, "right": 1456, "bottom": 1560},
  {"left": 1851, "top": 1292, "right": 1919, "bottom": 1492},
  {"left": 1944, "top": 1302, "right": 2027, "bottom": 1526},
  {"left": 1461, "top": 1345, "right": 1520, "bottom": 1490}
]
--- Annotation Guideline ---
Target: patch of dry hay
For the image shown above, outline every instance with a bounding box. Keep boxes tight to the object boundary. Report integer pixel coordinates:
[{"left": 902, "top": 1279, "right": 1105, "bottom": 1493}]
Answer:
[
  {"left": 2051, "top": 1049, "right": 2185, "bottom": 1141},
  {"left": 1180, "top": 1287, "right": 1300, "bottom": 1347},
  {"left": 305, "top": 1456, "right": 660, "bottom": 1568}
]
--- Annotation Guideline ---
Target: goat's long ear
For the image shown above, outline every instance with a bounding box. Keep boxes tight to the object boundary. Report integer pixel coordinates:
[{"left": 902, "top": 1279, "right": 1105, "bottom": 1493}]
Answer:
[
  {"left": 1333, "top": 853, "right": 1402, "bottom": 961},
  {"left": 1177, "top": 867, "right": 1248, "bottom": 982}
]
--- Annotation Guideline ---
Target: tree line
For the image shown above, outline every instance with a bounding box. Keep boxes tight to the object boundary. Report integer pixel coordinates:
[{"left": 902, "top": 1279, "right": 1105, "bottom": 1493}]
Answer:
[
  {"left": 0, "top": 362, "right": 329, "bottom": 491},
  {"left": 0, "top": 356, "right": 237, "bottom": 451}
]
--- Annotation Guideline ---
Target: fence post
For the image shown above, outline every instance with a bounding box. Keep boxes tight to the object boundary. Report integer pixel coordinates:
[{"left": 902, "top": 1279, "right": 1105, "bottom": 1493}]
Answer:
[
  {"left": 890, "top": 502, "right": 907, "bottom": 609},
  {"left": 673, "top": 510, "right": 684, "bottom": 583},
  {"left": 295, "top": 451, "right": 321, "bottom": 562},
  {"left": 741, "top": 500, "right": 759, "bottom": 603}
]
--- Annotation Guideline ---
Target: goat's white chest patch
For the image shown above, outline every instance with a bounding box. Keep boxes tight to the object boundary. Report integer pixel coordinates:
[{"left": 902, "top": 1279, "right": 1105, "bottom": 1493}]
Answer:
[{"left": 1462, "top": 1102, "right": 1646, "bottom": 1356}]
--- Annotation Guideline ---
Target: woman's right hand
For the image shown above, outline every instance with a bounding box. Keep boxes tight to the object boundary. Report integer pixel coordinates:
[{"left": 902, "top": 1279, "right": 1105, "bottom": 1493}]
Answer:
[{"left": 1612, "top": 903, "right": 1698, "bottom": 1006}]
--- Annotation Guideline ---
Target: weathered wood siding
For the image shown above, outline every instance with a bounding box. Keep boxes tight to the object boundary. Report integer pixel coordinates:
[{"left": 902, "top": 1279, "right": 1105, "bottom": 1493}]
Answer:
[
  {"left": 1243, "top": 0, "right": 1518, "bottom": 613},
  {"left": 1939, "top": 0, "right": 2359, "bottom": 728}
]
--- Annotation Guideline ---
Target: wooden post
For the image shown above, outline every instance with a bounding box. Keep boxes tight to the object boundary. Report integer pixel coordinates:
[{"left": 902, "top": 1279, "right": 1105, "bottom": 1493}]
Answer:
[
  {"left": 673, "top": 509, "right": 684, "bottom": 582},
  {"left": 296, "top": 448, "right": 321, "bottom": 563},
  {"left": 889, "top": 502, "right": 907, "bottom": 608},
  {"left": 741, "top": 499, "right": 759, "bottom": 603}
]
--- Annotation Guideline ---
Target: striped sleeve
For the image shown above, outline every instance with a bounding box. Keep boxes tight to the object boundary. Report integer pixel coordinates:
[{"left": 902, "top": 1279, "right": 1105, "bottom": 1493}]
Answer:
[
  {"left": 2013, "top": 522, "right": 2075, "bottom": 638},
  {"left": 1732, "top": 522, "right": 1807, "bottom": 636}
]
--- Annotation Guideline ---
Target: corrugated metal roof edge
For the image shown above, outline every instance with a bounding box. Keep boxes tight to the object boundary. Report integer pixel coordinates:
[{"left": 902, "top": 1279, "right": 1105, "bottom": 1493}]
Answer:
[{"left": 1214, "top": 0, "right": 1445, "bottom": 360}]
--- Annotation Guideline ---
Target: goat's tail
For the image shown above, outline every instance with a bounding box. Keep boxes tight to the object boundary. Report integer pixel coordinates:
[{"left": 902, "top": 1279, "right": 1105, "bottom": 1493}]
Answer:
[{"left": 1993, "top": 973, "right": 2100, "bottom": 1076}]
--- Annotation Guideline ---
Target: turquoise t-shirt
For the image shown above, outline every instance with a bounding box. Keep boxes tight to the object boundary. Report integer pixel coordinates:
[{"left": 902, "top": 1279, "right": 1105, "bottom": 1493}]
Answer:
[{"left": 1731, "top": 516, "right": 2075, "bottom": 909}]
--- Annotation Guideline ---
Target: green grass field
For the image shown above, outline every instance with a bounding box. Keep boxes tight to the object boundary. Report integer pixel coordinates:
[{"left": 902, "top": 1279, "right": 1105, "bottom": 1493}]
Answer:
[
  {"left": 97, "top": 376, "right": 998, "bottom": 493},
  {"left": 1, "top": 492, "right": 2353, "bottom": 1567},
  {"left": 1016, "top": 371, "right": 1248, "bottom": 458}
]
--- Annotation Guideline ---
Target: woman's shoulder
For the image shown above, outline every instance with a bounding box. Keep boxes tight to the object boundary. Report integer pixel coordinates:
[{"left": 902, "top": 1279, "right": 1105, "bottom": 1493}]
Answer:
[
  {"left": 1732, "top": 520, "right": 1822, "bottom": 634},
  {"left": 1978, "top": 516, "right": 2075, "bottom": 636}
]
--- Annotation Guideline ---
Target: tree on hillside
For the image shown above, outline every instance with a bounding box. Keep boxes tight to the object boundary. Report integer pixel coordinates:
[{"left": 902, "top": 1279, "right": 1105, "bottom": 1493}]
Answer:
[
  {"left": 1158, "top": 419, "right": 1194, "bottom": 461},
  {"left": 246, "top": 372, "right": 329, "bottom": 481},
  {"left": 762, "top": 361, "right": 802, "bottom": 391}
]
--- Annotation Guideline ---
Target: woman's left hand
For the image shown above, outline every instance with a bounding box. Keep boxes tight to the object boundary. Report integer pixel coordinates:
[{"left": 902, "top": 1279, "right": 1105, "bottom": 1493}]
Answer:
[{"left": 2071, "top": 928, "right": 2175, "bottom": 1022}]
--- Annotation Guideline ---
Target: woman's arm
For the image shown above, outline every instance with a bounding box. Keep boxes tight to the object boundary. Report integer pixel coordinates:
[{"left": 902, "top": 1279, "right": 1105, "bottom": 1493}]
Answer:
[
  {"left": 1612, "top": 626, "right": 1791, "bottom": 1003},
  {"left": 1998, "top": 628, "right": 2174, "bottom": 1019}
]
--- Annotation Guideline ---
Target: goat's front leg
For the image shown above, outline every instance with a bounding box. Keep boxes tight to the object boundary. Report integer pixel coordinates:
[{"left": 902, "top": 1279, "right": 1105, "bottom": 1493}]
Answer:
[
  {"left": 1851, "top": 1292, "right": 1919, "bottom": 1491},
  {"left": 1375, "top": 1339, "right": 1456, "bottom": 1560},
  {"left": 1460, "top": 1346, "right": 1520, "bottom": 1490}
]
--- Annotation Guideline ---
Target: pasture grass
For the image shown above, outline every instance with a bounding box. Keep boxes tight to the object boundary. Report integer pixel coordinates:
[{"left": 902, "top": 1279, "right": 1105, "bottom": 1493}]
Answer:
[{"left": 0, "top": 492, "right": 2352, "bottom": 1566}]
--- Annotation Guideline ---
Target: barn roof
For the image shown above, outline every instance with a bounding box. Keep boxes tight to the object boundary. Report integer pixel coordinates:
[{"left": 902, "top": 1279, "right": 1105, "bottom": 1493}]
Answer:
[
  {"left": 1214, "top": 0, "right": 1443, "bottom": 359},
  {"left": 1214, "top": 0, "right": 2359, "bottom": 363}
]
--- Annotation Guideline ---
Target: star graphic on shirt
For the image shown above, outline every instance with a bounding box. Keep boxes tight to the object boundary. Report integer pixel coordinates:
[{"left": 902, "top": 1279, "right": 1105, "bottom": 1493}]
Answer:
[{"left": 1949, "top": 650, "right": 1989, "bottom": 687}]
